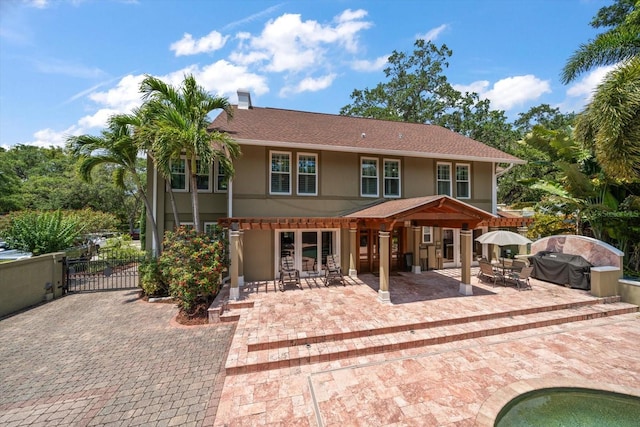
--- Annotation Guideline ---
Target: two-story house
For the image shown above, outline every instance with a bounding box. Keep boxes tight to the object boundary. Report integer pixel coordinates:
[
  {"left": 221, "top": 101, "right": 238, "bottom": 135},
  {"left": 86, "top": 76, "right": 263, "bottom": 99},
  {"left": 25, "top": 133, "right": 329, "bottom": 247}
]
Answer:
[{"left": 146, "top": 90, "right": 525, "bottom": 300}]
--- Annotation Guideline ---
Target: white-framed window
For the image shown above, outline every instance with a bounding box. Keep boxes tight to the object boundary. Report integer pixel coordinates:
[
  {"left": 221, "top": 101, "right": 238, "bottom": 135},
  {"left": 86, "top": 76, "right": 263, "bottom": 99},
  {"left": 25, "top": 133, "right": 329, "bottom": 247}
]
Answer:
[
  {"left": 178, "top": 222, "right": 194, "bottom": 230},
  {"left": 436, "top": 163, "right": 452, "bottom": 196},
  {"left": 361, "top": 157, "right": 379, "bottom": 197},
  {"left": 195, "top": 159, "right": 212, "bottom": 193},
  {"left": 170, "top": 158, "right": 188, "bottom": 191},
  {"left": 270, "top": 151, "right": 291, "bottom": 195},
  {"left": 214, "top": 160, "right": 228, "bottom": 193},
  {"left": 203, "top": 222, "right": 218, "bottom": 234},
  {"left": 422, "top": 226, "right": 433, "bottom": 244},
  {"left": 456, "top": 164, "right": 470, "bottom": 199},
  {"left": 297, "top": 153, "right": 317, "bottom": 196},
  {"left": 383, "top": 159, "right": 401, "bottom": 198}
]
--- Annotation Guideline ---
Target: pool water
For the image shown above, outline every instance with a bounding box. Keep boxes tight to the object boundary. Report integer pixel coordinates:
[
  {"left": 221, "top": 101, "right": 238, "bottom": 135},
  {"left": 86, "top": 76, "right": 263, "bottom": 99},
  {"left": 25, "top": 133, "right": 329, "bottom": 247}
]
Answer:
[{"left": 495, "top": 387, "right": 640, "bottom": 427}]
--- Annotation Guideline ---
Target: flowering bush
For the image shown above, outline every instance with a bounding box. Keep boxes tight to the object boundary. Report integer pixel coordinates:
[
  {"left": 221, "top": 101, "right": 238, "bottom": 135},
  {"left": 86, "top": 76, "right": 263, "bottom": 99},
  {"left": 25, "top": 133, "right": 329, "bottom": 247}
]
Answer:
[{"left": 158, "top": 226, "right": 228, "bottom": 315}]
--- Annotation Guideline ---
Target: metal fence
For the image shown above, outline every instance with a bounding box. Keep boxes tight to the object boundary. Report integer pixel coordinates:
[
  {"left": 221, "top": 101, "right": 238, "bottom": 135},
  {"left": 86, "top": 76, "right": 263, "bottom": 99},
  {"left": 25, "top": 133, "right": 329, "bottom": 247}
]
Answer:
[{"left": 64, "top": 248, "right": 142, "bottom": 292}]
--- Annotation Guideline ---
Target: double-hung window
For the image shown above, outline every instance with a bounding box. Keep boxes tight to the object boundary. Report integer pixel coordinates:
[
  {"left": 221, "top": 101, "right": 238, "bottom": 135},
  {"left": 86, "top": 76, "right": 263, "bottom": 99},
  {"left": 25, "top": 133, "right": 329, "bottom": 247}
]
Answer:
[
  {"left": 270, "top": 151, "right": 291, "bottom": 195},
  {"left": 195, "top": 160, "right": 212, "bottom": 192},
  {"left": 456, "top": 164, "right": 470, "bottom": 199},
  {"left": 436, "top": 163, "right": 452, "bottom": 196},
  {"left": 383, "top": 159, "right": 400, "bottom": 198},
  {"left": 170, "top": 158, "right": 188, "bottom": 191},
  {"left": 361, "top": 157, "right": 379, "bottom": 197},
  {"left": 422, "top": 226, "right": 433, "bottom": 244},
  {"left": 297, "top": 153, "right": 317, "bottom": 195},
  {"left": 215, "top": 160, "right": 228, "bottom": 193}
]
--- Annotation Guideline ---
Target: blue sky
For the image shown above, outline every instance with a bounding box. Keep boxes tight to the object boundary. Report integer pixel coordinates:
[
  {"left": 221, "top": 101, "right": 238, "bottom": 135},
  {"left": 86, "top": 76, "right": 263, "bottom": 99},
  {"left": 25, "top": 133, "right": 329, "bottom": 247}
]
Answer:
[{"left": 0, "top": 0, "right": 613, "bottom": 150}]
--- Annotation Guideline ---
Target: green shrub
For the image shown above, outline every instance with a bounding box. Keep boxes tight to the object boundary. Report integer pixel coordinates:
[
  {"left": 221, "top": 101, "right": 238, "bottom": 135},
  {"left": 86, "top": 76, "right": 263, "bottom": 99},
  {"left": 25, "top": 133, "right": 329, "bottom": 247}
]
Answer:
[
  {"left": 158, "top": 226, "right": 227, "bottom": 315},
  {"left": 139, "top": 256, "right": 169, "bottom": 297},
  {"left": 3, "top": 210, "right": 83, "bottom": 255}
]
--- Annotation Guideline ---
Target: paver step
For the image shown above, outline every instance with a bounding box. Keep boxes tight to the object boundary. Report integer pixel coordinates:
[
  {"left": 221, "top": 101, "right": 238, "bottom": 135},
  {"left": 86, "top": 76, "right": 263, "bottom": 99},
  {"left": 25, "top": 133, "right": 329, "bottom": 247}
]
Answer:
[
  {"left": 225, "top": 301, "right": 637, "bottom": 375},
  {"left": 246, "top": 297, "right": 621, "bottom": 352}
]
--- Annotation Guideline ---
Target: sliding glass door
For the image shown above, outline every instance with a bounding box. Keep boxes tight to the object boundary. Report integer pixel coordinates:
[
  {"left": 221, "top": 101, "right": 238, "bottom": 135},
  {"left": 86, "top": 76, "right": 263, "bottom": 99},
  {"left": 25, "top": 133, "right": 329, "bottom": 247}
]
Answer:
[{"left": 276, "top": 230, "right": 339, "bottom": 277}]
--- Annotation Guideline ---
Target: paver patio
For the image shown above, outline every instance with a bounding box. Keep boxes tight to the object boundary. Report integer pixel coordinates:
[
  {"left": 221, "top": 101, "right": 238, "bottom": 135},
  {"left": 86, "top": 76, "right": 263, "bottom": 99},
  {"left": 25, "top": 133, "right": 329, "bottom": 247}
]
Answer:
[{"left": 1, "top": 269, "right": 639, "bottom": 426}]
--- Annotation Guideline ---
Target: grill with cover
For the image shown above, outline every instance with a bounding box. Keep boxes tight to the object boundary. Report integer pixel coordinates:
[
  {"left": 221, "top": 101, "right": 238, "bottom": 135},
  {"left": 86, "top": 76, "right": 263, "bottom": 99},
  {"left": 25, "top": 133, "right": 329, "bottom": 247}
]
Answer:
[{"left": 529, "top": 251, "right": 592, "bottom": 290}]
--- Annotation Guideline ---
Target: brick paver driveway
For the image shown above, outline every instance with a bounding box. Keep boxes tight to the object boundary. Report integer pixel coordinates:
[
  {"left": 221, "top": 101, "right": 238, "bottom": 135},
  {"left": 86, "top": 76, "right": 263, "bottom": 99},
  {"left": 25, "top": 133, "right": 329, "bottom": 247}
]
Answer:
[{"left": 0, "top": 290, "right": 235, "bottom": 427}]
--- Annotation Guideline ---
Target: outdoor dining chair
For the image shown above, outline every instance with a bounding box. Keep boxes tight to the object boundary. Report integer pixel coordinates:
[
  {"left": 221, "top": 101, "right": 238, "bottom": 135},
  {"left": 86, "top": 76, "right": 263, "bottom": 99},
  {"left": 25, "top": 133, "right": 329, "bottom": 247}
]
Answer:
[
  {"left": 324, "top": 254, "right": 345, "bottom": 287},
  {"left": 478, "top": 260, "right": 505, "bottom": 286},
  {"left": 510, "top": 266, "right": 533, "bottom": 291},
  {"left": 279, "top": 255, "right": 301, "bottom": 291}
]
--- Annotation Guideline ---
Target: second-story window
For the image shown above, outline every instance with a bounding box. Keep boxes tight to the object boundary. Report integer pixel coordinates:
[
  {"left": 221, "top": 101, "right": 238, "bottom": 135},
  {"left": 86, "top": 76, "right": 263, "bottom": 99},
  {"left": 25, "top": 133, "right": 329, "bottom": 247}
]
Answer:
[
  {"left": 361, "top": 157, "right": 379, "bottom": 197},
  {"left": 195, "top": 159, "right": 211, "bottom": 192},
  {"left": 215, "top": 159, "right": 228, "bottom": 193},
  {"left": 270, "top": 151, "right": 291, "bottom": 195},
  {"left": 170, "top": 158, "right": 188, "bottom": 191},
  {"left": 437, "top": 163, "right": 451, "bottom": 196},
  {"left": 456, "top": 164, "right": 470, "bottom": 199},
  {"left": 383, "top": 159, "right": 400, "bottom": 198},
  {"left": 297, "top": 153, "right": 317, "bottom": 195}
]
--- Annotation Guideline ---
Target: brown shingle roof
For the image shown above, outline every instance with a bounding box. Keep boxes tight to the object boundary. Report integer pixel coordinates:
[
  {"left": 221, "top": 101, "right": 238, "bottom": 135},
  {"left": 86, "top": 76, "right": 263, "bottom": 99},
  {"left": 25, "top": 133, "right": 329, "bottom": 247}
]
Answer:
[{"left": 209, "top": 106, "right": 523, "bottom": 163}]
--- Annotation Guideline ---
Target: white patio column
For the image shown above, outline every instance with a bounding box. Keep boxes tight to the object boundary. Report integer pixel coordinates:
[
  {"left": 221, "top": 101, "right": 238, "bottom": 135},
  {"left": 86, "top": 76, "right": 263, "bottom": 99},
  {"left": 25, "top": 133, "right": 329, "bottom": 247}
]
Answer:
[
  {"left": 349, "top": 228, "right": 357, "bottom": 277},
  {"left": 229, "top": 229, "right": 240, "bottom": 300},
  {"left": 238, "top": 230, "right": 244, "bottom": 286},
  {"left": 459, "top": 229, "right": 473, "bottom": 296},
  {"left": 517, "top": 225, "right": 529, "bottom": 256},
  {"left": 378, "top": 230, "right": 391, "bottom": 303},
  {"left": 412, "top": 226, "right": 421, "bottom": 274}
]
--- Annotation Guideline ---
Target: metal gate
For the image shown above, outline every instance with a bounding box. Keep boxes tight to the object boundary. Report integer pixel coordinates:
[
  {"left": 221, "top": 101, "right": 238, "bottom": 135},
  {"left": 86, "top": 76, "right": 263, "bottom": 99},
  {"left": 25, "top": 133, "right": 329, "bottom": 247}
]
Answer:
[{"left": 64, "top": 248, "right": 142, "bottom": 292}]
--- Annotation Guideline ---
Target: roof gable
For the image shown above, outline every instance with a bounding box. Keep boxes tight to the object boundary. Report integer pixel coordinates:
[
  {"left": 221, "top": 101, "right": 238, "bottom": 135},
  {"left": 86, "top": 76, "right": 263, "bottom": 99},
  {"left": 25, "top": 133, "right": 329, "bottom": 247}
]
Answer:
[{"left": 209, "top": 106, "right": 523, "bottom": 164}]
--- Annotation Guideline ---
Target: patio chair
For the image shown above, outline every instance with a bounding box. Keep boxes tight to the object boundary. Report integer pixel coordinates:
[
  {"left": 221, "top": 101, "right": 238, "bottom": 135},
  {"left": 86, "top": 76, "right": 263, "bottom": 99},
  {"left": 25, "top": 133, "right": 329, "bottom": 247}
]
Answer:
[
  {"left": 324, "top": 254, "right": 345, "bottom": 287},
  {"left": 510, "top": 266, "right": 533, "bottom": 291},
  {"left": 279, "top": 256, "right": 300, "bottom": 291},
  {"left": 512, "top": 260, "right": 527, "bottom": 272},
  {"left": 478, "top": 260, "right": 505, "bottom": 286}
]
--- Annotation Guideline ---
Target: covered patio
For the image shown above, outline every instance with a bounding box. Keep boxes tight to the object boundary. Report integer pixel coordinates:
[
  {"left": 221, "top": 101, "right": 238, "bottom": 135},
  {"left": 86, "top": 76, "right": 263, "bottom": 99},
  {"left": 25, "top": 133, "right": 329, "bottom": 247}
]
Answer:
[{"left": 219, "top": 195, "right": 495, "bottom": 301}]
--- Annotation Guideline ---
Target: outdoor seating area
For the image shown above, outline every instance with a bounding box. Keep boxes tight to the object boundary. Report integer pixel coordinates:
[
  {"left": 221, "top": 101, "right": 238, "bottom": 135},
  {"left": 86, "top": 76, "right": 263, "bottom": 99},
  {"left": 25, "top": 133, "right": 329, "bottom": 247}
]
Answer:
[
  {"left": 323, "top": 254, "right": 345, "bottom": 287},
  {"left": 278, "top": 255, "right": 301, "bottom": 291}
]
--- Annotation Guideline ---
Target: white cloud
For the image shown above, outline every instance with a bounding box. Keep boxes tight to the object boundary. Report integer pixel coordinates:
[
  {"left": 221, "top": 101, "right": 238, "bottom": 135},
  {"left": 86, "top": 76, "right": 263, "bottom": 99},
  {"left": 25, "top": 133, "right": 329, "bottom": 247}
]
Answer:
[
  {"left": 78, "top": 108, "right": 120, "bottom": 129},
  {"left": 351, "top": 55, "right": 388, "bottom": 72},
  {"left": 280, "top": 73, "right": 337, "bottom": 97},
  {"left": 88, "top": 74, "right": 145, "bottom": 112},
  {"left": 566, "top": 64, "right": 616, "bottom": 99},
  {"left": 24, "top": 0, "right": 49, "bottom": 8},
  {"left": 170, "top": 30, "right": 229, "bottom": 56},
  {"left": 32, "top": 58, "right": 105, "bottom": 78},
  {"left": 454, "top": 75, "right": 551, "bottom": 110},
  {"left": 17, "top": 125, "right": 83, "bottom": 149},
  {"left": 230, "top": 9, "right": 372, "bottom": 73},
  {"left": 417, "top": 24, "right": 448, "bottom": 42},
  {"left": 221, "top": 3, "right": 284, "bottom": 31}
]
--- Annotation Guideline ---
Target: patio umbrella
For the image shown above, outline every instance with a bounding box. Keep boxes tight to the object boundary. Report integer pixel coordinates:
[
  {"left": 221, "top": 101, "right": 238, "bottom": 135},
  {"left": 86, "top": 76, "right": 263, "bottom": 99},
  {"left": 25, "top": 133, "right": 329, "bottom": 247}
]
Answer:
[{"left": 475, "top": 230, "right": 532, "bottom": 246}]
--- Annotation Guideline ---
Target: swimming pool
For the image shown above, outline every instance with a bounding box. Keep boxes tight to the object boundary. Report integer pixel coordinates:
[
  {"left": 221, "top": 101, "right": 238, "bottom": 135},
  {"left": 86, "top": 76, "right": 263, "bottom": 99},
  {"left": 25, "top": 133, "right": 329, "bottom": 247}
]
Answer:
[{"left": 495, "top": 387, "right": 640, "bottom": 427}]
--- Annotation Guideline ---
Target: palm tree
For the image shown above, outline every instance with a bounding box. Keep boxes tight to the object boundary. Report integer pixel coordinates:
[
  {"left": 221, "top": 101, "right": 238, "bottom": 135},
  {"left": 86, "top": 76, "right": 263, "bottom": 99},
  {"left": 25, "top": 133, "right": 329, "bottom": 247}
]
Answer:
[
  {"left": 111, "top": 107, "right": 182, "bottom": 228},
  {"left": 140, "top": 74, "right": 240, "bottom": 232},
  {"left": 574, "top": 56, "right": 640, "bottom": 181},
  {"left": 561, "top": 0, "right": 639, "bottom": 83},
  {"left": 67, "top": 115, "right": 163, "bottom": 253}
]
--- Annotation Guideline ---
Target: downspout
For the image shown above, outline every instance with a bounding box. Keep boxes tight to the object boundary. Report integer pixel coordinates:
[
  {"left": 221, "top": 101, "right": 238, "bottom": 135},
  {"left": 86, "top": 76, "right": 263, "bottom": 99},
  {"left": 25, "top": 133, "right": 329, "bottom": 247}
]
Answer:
[
  {"left": 152, "top": 163, "right": 158, "bottom": 256},
  {"left": 227, "top": 179, "right": 233, "bottom": 218},
  {"left": 493, "top": 162, "right": 515, "bottom": 215}
]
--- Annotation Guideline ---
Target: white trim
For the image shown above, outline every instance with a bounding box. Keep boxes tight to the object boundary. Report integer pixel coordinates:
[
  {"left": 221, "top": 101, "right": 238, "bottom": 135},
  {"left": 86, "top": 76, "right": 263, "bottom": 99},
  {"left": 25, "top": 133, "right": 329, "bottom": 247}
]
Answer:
[
  {"left": 455, "top": 163, "right": 471, "bottom": 199},
  {"left": 360, "top": 157, "right": 379, "bottom": 198},
  {"left": 152, "top": 162, "right": 158, "bottom": 255},
  {"left": 436, "top": 162, "right": 452, "bottom": 196},
  {"left": 234, "top": 138, "right": 526, "bottom": 164},
  {"left": 383, "top": 158, "right": 401, "bottom": 198},
  {"left": 269, "top": 150, "right": 292, "bottom": 195},
  {"left": 203, "top": 222, "right": 217, "bottom": 234},
  {"left": 296, "top": 152, "right": 318, "bottom": 196}
]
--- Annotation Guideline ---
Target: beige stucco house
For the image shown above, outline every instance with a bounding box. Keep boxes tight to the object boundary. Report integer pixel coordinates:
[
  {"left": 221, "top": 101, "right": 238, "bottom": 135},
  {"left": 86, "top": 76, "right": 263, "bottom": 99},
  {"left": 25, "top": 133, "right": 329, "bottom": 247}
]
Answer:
[{"left": 146, "top": 91, "right": 526, "bottom": 300}]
